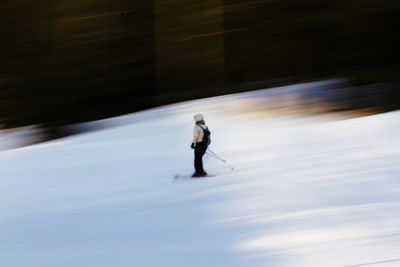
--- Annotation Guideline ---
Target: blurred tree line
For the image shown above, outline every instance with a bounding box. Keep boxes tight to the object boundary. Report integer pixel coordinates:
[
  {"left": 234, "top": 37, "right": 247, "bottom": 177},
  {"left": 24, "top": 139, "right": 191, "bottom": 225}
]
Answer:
[{"left": 0, "top": 0, "right": 399, "bottom": 129}]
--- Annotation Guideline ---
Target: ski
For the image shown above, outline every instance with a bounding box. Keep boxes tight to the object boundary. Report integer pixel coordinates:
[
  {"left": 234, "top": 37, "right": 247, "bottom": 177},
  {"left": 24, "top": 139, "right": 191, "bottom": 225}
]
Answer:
[{"left": 173, "top": 174, "right": 216, "bottom": 180}]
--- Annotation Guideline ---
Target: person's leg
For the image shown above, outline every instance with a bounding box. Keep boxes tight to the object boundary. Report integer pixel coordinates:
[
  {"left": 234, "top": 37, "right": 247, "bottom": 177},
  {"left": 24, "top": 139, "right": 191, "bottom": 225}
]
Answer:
[
  {"left": 194, "top": 146, "right": 203, "bottom": 175},
  {"left": 194, "top": 145, "right": 207, "bottom": 176},
  {"left": 199, "top": 146, "right": 207, "bottom": 175}
]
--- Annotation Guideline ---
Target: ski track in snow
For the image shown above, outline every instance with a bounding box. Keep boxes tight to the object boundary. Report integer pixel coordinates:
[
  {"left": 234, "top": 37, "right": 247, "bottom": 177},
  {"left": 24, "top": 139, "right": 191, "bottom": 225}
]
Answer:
[{"left": 1, "top": 89, "right": 400, "bottom": 266}]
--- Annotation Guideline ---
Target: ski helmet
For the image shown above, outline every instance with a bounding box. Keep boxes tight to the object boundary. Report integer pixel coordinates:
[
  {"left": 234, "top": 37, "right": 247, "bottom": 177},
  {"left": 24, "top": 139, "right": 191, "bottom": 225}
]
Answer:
[{"left": 194, "top": 114, "right": 204, "bottom": 122}]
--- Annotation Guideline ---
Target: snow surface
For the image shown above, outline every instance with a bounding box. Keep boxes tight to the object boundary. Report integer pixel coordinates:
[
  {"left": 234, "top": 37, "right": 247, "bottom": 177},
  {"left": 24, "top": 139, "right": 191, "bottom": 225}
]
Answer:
[{"left": 1, "top": 88, "right": 400, "bottom": 267}]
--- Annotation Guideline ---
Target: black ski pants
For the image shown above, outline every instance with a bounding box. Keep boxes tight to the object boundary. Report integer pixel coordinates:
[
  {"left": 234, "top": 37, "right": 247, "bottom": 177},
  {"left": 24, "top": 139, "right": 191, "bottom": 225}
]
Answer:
[{"left": 194, "top": 143, "right": 207, "bottom": 174}]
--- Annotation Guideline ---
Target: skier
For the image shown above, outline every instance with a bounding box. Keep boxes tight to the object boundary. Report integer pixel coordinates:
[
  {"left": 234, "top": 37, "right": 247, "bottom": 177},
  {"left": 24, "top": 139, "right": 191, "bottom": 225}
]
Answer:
[{"left": 191, "top": 114, "right": 211, "bottom": 177}]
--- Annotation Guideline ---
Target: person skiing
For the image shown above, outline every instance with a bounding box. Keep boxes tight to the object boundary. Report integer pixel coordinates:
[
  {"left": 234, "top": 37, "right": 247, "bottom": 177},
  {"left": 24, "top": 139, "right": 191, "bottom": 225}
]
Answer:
[{"left": 191, "top": 114, "right": 211, "bottom": 177}]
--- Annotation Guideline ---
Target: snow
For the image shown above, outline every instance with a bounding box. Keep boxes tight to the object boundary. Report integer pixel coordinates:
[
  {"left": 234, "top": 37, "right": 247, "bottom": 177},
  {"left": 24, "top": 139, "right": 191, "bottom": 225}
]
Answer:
[
  {"left": 1, "top": 85, "right": 400, "bottom": 267},
  {"left": 0, "top": 126, "right": 43, "bottom": 151}
]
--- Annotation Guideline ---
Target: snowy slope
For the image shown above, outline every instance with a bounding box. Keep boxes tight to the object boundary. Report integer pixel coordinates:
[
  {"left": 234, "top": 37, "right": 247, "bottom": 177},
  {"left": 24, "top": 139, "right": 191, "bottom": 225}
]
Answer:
[{"left": 1, "top": 87, "right": 400, "bottom": 267}]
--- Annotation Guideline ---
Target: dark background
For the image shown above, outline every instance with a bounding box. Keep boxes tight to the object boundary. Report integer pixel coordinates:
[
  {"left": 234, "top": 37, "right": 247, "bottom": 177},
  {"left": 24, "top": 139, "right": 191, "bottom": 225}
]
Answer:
[{"left": 1, "top": 0, "right": 399, "bottom": 129}]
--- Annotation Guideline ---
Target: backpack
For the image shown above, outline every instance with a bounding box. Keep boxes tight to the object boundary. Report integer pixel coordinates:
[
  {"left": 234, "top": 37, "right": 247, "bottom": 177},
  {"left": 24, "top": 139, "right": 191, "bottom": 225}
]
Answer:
[{"left": 199, "top": 126, "right": 211, "bottom": 147}]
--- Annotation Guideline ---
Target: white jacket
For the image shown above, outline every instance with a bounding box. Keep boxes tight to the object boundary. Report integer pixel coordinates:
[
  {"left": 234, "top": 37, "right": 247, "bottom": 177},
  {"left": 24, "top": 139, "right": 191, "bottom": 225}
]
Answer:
[{"left": 193, "top": 124, "right": 208, "bottom": 144}]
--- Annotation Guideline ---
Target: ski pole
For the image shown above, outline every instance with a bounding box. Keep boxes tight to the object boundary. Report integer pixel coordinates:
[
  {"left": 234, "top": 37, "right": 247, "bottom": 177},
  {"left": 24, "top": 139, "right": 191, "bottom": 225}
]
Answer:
[
  {"left": 206, "top": 148, "right": 234, "bottom": 170},
  {"left": 206, "top": 148, "right": 225, "bottom": 161}
]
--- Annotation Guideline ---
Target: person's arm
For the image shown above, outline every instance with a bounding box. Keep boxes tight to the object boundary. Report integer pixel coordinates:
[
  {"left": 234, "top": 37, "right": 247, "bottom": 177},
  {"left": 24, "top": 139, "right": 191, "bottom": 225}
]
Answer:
[{"left": 191, "top": 126, "right": 201, "bottom": 148}]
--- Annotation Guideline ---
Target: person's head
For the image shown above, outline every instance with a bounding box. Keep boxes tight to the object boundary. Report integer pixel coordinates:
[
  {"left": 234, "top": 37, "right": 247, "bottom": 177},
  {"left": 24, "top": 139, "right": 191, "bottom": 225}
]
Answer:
[{"left": 194, "top": 114, "right": 205, "bottom": 125}]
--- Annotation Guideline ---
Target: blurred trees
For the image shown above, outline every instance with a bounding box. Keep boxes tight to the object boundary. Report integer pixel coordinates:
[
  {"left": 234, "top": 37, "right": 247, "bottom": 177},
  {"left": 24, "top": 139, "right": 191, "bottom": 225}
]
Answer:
[
  {"left": 224, "top": 0, "right": 400, "bottom": 88},
  {"left": 0, "top": 0, "right": 155, "bottom": 128},
  {"left": 0, "top": 0, "right": 399, "bottom": 128}
]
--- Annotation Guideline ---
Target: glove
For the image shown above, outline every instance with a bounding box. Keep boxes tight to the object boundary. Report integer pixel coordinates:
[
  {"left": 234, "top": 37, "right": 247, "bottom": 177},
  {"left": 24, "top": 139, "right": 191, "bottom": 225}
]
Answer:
[{"left": 191, "top": 143, "right": 195, "bottom": 149}]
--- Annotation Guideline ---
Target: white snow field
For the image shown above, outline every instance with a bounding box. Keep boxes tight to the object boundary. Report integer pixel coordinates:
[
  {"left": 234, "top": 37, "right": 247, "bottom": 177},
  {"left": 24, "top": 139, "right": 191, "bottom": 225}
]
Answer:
[{"left": 1, "top": 83, "right": 400, "bottom": 267}]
